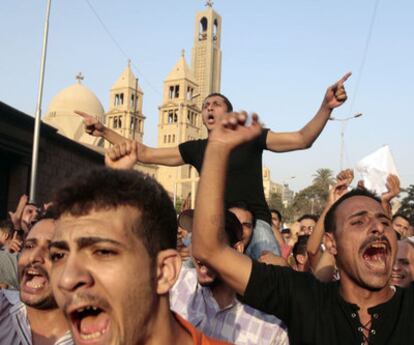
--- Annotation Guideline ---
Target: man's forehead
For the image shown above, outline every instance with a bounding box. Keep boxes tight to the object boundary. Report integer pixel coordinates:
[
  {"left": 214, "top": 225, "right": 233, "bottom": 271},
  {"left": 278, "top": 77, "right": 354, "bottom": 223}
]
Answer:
[
  {"left": 204, "top": 95, "right": 225, "bottom": 104},
  {"left": 336, "top": 195, "right": 384, "bottom": 219},
  {"left": 27, "top": 219, "right": 55, "bottom": 240},
  {"left": 54, "top": 207, "right": 140, "bottom": 241},
  {"left": 394, "top": 216, "right": 409, "bottom": 225}
]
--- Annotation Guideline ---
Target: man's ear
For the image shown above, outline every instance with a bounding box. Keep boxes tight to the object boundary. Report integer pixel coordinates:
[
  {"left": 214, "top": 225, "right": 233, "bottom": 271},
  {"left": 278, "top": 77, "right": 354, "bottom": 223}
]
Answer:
[
  {"left": 155, "top": 249, "right": 182, "bottom": 295},
  {"left": 233, "top": 240, "right": 244, "bottom": 254},
  {"left": 324, "top": 232, "right": 337, "bottom": 256}
]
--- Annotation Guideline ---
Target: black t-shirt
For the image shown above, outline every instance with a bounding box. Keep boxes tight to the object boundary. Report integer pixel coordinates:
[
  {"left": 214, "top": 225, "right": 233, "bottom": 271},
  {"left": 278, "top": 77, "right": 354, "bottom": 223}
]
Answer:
[
  {"left": 179, "top": 129, "right": 270, "bottom": 223},
  {"left": 243, "top": 261, "right": 414, "bottom": 345}
]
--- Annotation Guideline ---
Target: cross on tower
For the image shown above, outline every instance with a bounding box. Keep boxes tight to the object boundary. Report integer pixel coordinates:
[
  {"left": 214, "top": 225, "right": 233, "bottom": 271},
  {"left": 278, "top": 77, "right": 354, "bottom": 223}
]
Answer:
[
  {"left": 205, "top": 0, "right": 213, "bottom": 7},
  {"left": 75, "top": 72, "right": 84, "bottom": 83}
]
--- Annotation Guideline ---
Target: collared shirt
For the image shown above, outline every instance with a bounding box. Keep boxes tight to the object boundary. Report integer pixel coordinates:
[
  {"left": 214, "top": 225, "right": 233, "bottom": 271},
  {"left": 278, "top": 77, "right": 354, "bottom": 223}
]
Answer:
[
  {"left": 0, "top": 289, "right": 73, "bottom": 345},
  {"left": 171, "top": 266, "right": 289, "bottom": 345},
  {"left": 243, "top": 261, "right": 414, "bottom": 345}
]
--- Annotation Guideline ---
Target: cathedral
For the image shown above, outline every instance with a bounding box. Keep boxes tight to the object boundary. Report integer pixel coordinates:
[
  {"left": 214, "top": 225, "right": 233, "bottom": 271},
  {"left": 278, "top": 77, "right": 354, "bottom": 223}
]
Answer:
[{"left": 43, "top": 3, "right": 283, "bottom": 208}]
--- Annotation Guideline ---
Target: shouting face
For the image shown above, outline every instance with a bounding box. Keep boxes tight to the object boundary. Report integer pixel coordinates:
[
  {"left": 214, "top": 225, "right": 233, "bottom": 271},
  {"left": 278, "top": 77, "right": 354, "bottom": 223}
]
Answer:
[
  {"left": 201, "top": 95, "right": 229, "bottom": 131},
  {"left": 50, "top": 207, "right": 157, "bottom": 345},
  {"left": 18, "top": 218, "right": 57, "bottom": 310},
  {"left": 333, "top": 196, "right": 397, "bottom": 290},
  {"left": 391, "top": 240, "right": 414, "bottom": 287}
]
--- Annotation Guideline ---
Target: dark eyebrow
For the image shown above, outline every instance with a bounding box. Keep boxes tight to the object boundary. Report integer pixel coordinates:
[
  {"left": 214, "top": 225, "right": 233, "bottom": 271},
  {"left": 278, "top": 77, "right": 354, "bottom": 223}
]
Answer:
[
  {"left": 348, "top": 210, "right": 391, "bottom": 222},
  {"left": 49, "top": 237, "right": 126, "bottom": 251},
  {"left": 76, "top": 237, "right": 125, "bottom": 250},
  {"left": 348, "top": 211, "right": 368, "bottom": 219},
  {"left": 49, "top": 241, "right": 69, "bottom": 251}
]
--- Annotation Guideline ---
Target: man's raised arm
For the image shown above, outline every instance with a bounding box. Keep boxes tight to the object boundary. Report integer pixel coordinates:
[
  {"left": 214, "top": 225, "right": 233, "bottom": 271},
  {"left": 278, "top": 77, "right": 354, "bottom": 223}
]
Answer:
[
  {"left": 75, "top": 110, "right": 184, "bottom": 167},
  {"left": 266, "top": 72, "right": 351, "bottom": 152},
  {"left": 192, "top": 112, "right": 261, "bottom": 296}
]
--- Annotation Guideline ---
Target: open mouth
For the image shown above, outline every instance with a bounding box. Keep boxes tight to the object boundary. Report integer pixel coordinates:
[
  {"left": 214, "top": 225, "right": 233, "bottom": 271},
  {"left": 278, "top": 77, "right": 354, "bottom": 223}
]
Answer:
[
  {"left": 207, "top": 114, "right": 215, "bottom": 124},
  {"left": 69, "top": 305, "right": 111, "bottom": 343},
  {"left": 22, "top": 267, "right": 48, "bottom": 291},
  {"left": 361, "top": 241, "right": 390, "bottom": 273}
]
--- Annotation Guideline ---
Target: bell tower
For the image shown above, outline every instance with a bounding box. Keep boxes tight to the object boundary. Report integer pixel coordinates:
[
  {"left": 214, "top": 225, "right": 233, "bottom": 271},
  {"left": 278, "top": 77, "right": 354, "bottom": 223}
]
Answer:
[
  {"left": 157, "top": 50, "right": 201, "bottom": 202},
  {"left": 191, "top": 1, "right": 222, "bottom": 114},
  {"left": 106, "top": 61, "right": 145, "bottom": 147}
]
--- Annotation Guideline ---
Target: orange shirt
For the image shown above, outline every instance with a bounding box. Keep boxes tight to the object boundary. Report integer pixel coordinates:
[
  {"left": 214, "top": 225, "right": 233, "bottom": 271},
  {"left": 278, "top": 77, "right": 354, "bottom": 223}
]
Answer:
[{"left": 175, "top": 313, "right": 233, "bottom": 345}]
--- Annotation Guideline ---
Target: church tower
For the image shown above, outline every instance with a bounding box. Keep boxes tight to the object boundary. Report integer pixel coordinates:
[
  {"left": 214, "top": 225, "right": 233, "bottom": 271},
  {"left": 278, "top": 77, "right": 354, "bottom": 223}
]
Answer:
[
  {"left": 156, "top": 50, "right": 201, "bottom": 203},
  {"left": 106, "top": 61, "right": 145, "bottom": 146},
  {"left": 191, "top": 1, "right": 222, "bottom": 113}
]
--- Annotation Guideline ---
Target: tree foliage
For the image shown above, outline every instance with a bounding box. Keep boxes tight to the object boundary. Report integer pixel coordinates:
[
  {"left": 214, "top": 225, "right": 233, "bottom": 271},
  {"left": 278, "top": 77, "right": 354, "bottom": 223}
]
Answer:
[
  {"left": 288, "top": 168, "right": 334, "bottom": 220},
  {"left": 398, "top": 185, "right": 414, "bottom": 224}
]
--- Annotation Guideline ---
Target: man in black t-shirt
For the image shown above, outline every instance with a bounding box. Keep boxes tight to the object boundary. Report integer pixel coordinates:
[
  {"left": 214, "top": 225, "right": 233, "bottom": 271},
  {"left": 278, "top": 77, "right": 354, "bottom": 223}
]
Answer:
[
  {"left": 81, "top": 73, "right": 351, "bottom": 261},
  {"left": 191, "top": 112, "right": 414, "bottom": 344}
]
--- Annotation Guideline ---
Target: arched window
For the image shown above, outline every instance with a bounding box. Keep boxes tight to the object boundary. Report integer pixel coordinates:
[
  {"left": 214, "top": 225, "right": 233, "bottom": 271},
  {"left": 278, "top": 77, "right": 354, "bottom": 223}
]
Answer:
[{"left": 199, "top": 17, "right": 208, "bottom": 40}]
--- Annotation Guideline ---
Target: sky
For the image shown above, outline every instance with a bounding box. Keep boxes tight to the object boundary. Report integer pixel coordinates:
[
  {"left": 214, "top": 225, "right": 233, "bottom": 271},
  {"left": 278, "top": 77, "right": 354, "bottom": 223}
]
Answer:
[{"left": 1, "top": 0, "right": 413, "bottom": 193}]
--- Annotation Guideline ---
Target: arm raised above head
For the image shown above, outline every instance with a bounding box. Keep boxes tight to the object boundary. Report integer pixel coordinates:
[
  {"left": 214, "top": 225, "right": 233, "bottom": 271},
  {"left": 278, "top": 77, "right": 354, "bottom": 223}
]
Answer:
[
  {"left": 192, "top": 111, "right": 262, "bottom": 296},
  {"left": 266, "top": 72, "right": 352, "bottom": 152}
]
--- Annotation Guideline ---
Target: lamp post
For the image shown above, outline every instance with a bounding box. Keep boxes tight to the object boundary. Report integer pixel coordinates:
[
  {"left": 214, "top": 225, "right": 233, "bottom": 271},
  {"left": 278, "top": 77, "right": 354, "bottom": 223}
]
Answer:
[
  {"left": 329, "top": 113, "right": 363, "bottom": 171},
  {"left": 29, "top": 0, "right": 52, "bottom": 203}
]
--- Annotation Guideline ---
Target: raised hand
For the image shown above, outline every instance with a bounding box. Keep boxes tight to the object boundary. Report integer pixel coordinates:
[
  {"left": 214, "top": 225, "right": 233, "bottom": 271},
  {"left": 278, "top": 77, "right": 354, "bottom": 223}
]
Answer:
[
  {"left": 209, "top": 111, "right": 262, "bottom": 151},
  {"left": 382, "top": 174, "right": 400, "bottom": 203},
  {"left": 6, "top": 231, "right": 22, "bottom": 253},
  {"left": 105, "top": 140, "right": 138, "bottom": 170},
  {"left": 8, "top": 194, "right": 28, "bottom": 230},
  {"left": 323, "top": 72, "right": 352, "bottom": 110},
  {"left": 326, "top": 169, "right": 354, "bottom": 206},
  {"left": 74, "top": 110, "right": 105, "bottom": 137}
]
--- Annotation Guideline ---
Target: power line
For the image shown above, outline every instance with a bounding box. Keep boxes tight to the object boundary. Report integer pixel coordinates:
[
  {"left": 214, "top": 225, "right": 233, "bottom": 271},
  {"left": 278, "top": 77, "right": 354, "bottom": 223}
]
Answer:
[
  {"left": 348, "top": 0, "right": 381, "bottom": 115},
  {"left": 83, "top": 0, "right": 162, "bottom": 96}
]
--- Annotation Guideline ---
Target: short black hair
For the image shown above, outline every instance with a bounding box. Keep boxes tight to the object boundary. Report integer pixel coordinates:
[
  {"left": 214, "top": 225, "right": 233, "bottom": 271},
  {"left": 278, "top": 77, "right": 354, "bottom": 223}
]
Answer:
[
  {"left": 0, "top": 220, "right": 13, "bottom": 237},
  {"left": 204, "top": 93, "right": 233, "bottom": 112},
  {"left": 53, "top": 168, "right": 177, "bottom": 260},
  {"left": 392, "top": 213, "right": 410, "bottom": 224},
  {"left": 270, "top": 209, "right": 282, "bottom": 222},
  {"left": 224, "top": 211, "right": 243, "bottom": 247},
  {"left": 298, "top": 214, "right": 319, "bottom": 223},
  {"left": 292, "top": 235, "right": 309, "bottom": 259},
  {"left": 324, "top": 189, "right": 381, "bottom": 233},
  {"left": 227, "top": 201, "right": 256, "bottom": 228}
]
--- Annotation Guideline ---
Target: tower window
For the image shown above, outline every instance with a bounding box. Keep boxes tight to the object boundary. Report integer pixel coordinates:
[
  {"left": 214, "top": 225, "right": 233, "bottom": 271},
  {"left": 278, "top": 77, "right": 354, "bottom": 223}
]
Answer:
[
  {"left": 169, "top": 86, "right": 174, "bottom": 99},
  {"left": 199, "top": 17, "right": 208, "bottom": 40},
  {"left": 168, "top": 135, "right": 171, "bottom": 143},
  {"left": 174, "top": 85, "right": 180, "bottom": 98},
  {"left": 130, "top": 94, "right": 137, "bottom": 108},
  {"left": 186, "top": 87, "right": 193, "bottom": 100},
  {"left": 114, "top": 117, "right": 119, "bottom": 128},
  {"left": 172, "top": 134, "right": 175, "bottom": 143},
  {"left": 213, "top": 19, "right": 218, "bottom": 41},
  {"left": 174, "top": 109, "right": 178, "bottom": 123},
  {"left": 114, "top": 93, "right": 124, "bottom": 106},
  {"left": 168, "top": 111, "right": 174, "bottom": 124},
  {"left": 164, "top": 135, "right": 167, "bottom": 143}
]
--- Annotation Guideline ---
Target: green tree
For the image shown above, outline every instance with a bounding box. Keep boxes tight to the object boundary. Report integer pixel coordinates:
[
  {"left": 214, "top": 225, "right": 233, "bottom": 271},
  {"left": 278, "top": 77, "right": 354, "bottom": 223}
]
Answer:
[
  {"left": 268, "top": 192, "right": 284, "bottom": 212},
  {"left": 398, "top": 185, "right": 414, "bottom": 224},
  {"left": 290, "top": 168, "right": 335, "bottom": 219}
]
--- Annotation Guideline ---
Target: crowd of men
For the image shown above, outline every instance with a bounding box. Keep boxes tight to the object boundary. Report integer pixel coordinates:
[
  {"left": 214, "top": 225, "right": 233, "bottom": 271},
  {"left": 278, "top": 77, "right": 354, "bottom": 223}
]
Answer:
[{"left": 1, "top": 73, "right": 413, "bottom": 344}]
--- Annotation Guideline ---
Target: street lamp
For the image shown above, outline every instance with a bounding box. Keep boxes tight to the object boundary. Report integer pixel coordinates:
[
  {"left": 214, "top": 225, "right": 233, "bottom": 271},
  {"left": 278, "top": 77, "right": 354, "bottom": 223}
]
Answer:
[{"left": 329, "top": 113, "right": 363, "bottom": 171}]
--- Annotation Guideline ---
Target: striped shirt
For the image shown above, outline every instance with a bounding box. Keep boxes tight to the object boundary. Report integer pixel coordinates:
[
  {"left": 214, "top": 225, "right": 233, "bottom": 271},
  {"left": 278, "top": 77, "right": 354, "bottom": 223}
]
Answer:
[
  {"left": 170, "top": 267, "right": 289, "bottom": 345},
  {"left": 0, "top": 289, "right": 73, "bottom": 345}
]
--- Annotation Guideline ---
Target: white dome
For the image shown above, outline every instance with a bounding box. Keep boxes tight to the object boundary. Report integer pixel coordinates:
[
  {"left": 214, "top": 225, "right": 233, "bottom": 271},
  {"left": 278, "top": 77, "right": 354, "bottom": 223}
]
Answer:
[{"left": 44, "top": 82, "right": 105, "bottom": 145}]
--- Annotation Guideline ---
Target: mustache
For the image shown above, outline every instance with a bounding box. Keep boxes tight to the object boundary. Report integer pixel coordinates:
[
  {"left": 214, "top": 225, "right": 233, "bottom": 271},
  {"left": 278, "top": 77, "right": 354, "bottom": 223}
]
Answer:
[
  {"left": 22, "top": 264, "right": 49, "bottom": 280},
  {"left": 63, "top": 292, "right": 111, "bottom": 313},
  {"left": 359, "top": 235, "right": 391, "bottom": 252}
]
